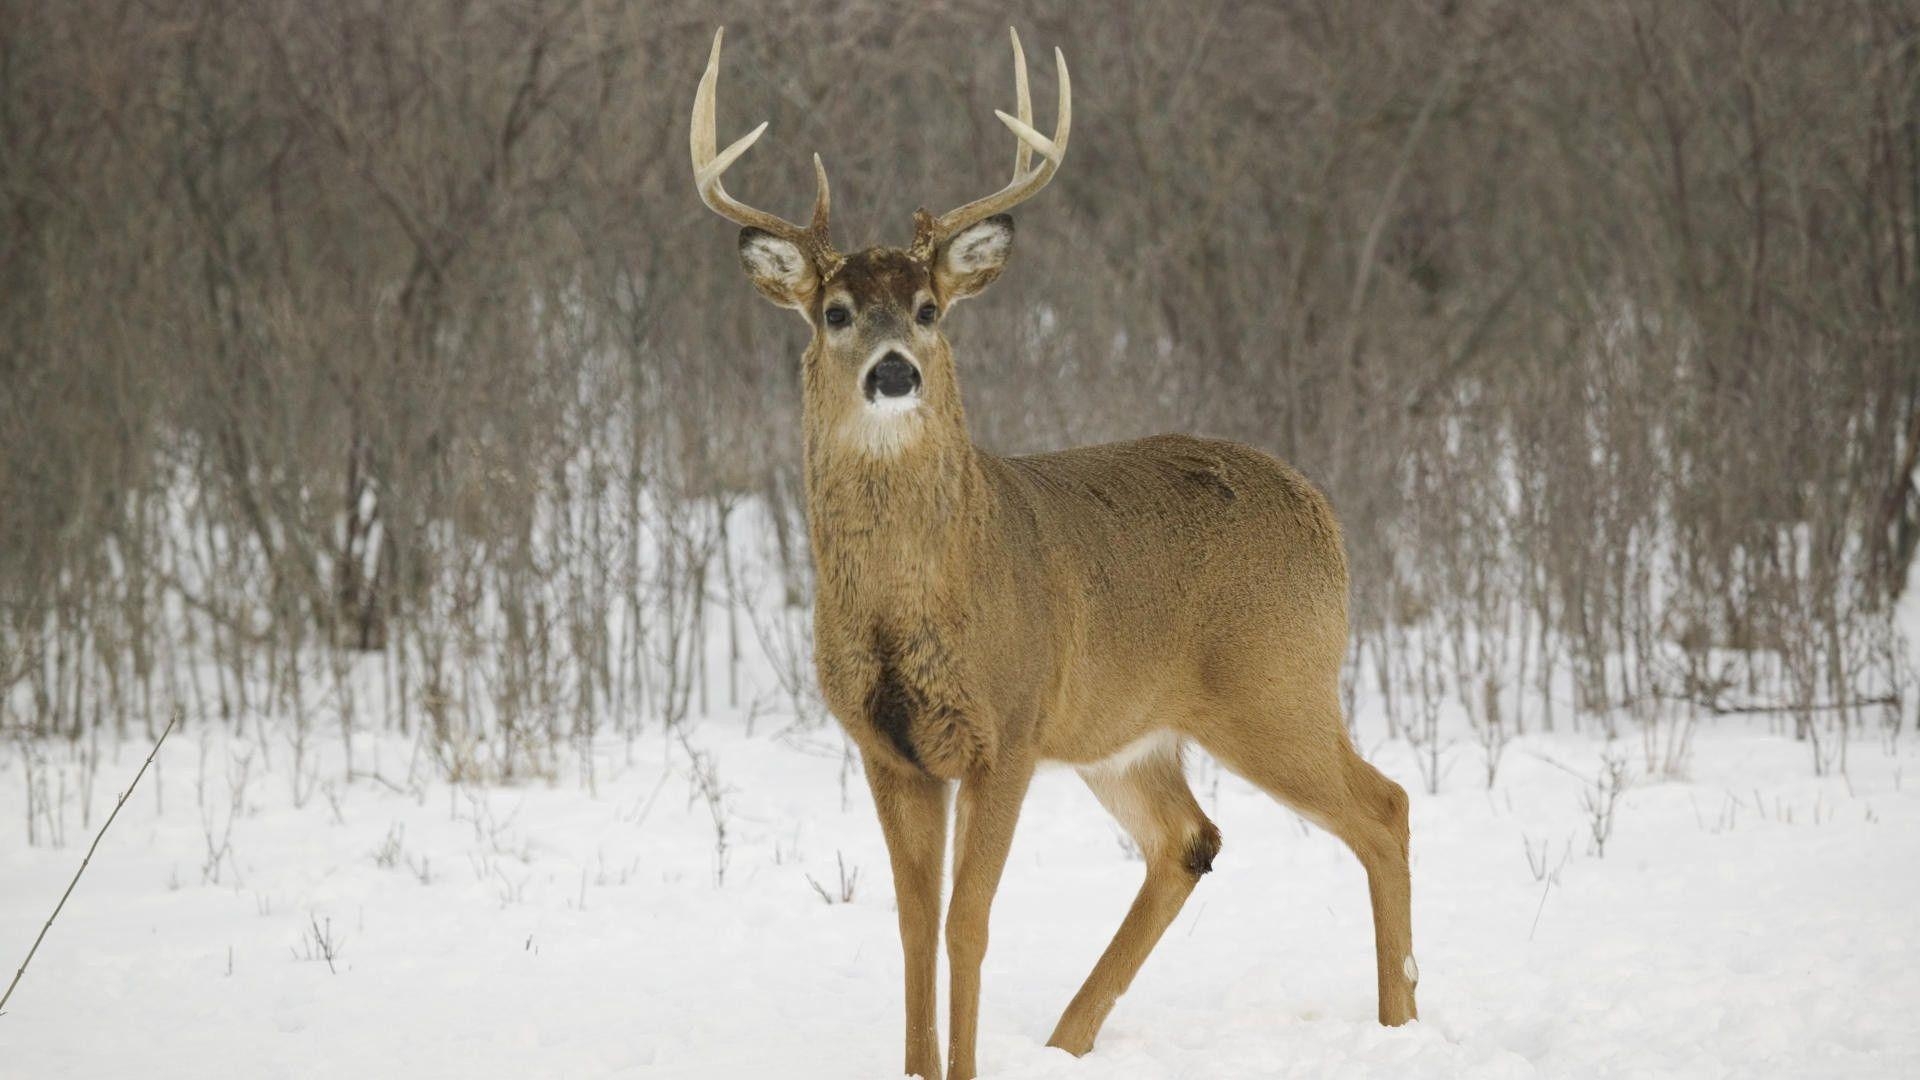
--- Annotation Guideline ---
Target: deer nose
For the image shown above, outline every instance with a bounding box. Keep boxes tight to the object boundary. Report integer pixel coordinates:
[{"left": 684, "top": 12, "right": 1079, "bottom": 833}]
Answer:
[{"left": 865, "top": 352, "right": 922, "bottom": 401}]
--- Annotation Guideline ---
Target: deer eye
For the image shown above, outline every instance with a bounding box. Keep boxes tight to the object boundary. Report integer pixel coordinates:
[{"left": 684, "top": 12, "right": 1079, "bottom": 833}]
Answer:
[
  {"left": 823, "top": 305, "right": 851, "bottom": 328},
  {"left": 916, "top": 301, "right": 939, "bottom": 325}
]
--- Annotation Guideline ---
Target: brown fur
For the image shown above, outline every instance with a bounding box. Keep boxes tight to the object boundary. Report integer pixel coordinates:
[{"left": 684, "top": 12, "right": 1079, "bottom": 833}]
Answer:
[
  {"left": 683, "top": 30, "right": 1403, "bottom": 1070},
  {"left": 740, "top": 228, "right": 1416, "bottom": 1079}
]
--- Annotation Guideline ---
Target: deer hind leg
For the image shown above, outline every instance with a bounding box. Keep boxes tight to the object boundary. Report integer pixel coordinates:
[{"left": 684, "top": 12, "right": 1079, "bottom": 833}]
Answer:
[
  {"left": 1339, "top": 753, "right": 1418, "bottom": 1026},
  {"left": 1047, "top": 734, "right": 1220, "bottom": 1057},
  {"left": 1200, "top": 702, "right": 1418, "bottom": 1026}
]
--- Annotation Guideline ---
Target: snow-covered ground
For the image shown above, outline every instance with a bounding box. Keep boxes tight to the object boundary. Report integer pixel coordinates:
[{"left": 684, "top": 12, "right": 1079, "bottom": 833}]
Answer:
[{"left": 3, "top": 690, "right": 1918, "bottom": 1078}]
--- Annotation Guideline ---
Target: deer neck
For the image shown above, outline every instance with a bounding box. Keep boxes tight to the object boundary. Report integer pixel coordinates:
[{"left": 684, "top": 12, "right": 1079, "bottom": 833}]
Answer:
[{"left": 801, "top": 374, "right": 987, "bottom": 621}]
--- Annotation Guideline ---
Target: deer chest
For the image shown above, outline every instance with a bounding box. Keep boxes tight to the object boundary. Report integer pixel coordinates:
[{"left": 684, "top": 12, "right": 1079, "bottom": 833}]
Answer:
[{"left": 818, "top": 620, "right": 991, "bottom": 778}]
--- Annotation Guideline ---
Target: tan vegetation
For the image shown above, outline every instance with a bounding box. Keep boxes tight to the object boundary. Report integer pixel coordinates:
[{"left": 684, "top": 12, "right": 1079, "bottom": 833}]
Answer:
[{"left": 2, "top": 0, "right": 1916, "bottom": 790}]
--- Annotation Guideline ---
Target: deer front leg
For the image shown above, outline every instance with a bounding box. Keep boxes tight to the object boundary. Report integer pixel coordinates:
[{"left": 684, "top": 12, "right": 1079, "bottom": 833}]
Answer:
[
  {"left": 946, "top": 761, "right": 1034, "bottom": 1080},
  {"left": 864, "top": 754, "right": 950, "bottom": 1080}
]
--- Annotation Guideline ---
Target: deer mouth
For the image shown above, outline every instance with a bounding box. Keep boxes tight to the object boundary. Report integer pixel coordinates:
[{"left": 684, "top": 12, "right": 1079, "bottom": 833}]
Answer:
[{"left": 863, "top": 351, "right": 923, "bottom": 411}]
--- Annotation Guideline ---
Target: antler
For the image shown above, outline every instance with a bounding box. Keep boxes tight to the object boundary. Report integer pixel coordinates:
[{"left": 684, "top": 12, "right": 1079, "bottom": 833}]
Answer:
[
  {"left": 913, "top": 28, "right": 1071, "bottom": 259},
  {"left": 691, "top": 28, "right": 841, "bottom": 273}
]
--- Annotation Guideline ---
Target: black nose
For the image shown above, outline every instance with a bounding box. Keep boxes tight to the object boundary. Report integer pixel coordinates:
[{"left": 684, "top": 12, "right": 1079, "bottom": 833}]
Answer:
[{"left": 865, "top": 352, "right": 922, "bottom": 400}]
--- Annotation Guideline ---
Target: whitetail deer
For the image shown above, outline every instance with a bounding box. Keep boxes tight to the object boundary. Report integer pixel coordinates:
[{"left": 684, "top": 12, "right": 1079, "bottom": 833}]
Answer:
[{"left": 691, "top": 27, "right": 1417, "bottom": 1079}]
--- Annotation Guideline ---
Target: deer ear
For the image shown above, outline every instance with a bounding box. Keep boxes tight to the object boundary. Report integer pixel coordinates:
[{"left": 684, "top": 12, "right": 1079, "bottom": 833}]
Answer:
[
  {"left": 738, "top": 228, "right": 819, "bottom": 310},
  {"left": 934, "top": 215, "right": 1014, "bottom": 304}
]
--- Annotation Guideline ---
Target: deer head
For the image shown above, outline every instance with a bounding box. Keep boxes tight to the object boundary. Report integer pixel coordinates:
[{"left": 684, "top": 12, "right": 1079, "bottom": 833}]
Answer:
[{"left": 690, "top": 27, "right": 1069, "bottom": 457}]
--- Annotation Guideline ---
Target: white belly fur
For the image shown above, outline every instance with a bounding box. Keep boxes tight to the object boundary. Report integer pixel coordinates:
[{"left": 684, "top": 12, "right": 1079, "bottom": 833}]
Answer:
[{"left": 1070, "top": 729, "right": 1182, "bottom": 779}]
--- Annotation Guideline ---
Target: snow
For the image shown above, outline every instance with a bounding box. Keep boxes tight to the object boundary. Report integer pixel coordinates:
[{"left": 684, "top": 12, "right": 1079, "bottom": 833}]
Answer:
[{"left": 4, "top": 696, "right": 1919, "bottom": 1078}]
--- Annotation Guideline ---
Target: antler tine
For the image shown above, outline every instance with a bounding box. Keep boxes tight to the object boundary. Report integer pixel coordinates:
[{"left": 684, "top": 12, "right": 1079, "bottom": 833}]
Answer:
[
  {"left": 919, "top": 31, "right": 1070, "bottom": 253},
  {"left": 1009, "top": 27, "right": 1032, "bottom": 179},
  {"left": 809, "top": 153, "right": 831, "bottom": 235},
  {"left": 690, "top": 28, "right": 837, "bottom": 263}
]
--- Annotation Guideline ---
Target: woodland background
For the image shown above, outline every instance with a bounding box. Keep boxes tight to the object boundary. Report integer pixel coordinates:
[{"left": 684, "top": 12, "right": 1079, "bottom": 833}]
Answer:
[{"left": 4, "top": 0, "right": 1919, "bottom": 783}]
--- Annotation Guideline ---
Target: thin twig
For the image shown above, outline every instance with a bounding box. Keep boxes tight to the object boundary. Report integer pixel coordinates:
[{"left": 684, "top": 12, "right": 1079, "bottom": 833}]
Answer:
[
  {"left": 347, "top": 769, "right": 411, "bottom": 796},
  {"left": 1528, "top": 874, "right": 1553, "bottom": 941},
  {"left": 1, "top": 710, "right": 179, "bottom": 1016}
]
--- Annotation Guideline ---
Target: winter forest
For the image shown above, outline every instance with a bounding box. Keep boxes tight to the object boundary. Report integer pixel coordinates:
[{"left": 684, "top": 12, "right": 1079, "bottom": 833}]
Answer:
[{"left": 4, "top": 1, "right": 1920, "bottom": 1077}]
